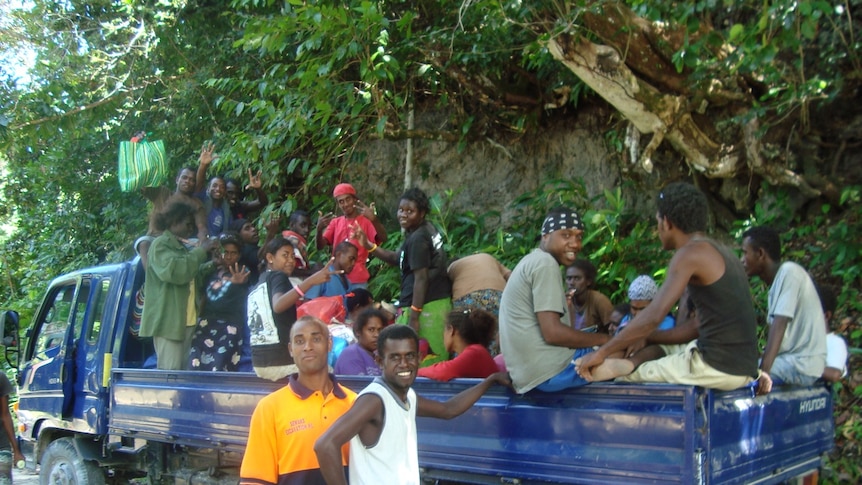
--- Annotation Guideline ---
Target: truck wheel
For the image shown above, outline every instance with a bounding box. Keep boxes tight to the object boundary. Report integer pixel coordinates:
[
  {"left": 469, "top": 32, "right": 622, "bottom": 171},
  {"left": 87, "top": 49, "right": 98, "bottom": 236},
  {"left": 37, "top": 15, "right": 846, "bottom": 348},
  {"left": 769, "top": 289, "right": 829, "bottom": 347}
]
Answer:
[{"left": 39, "top": 437, "right": 106, "bottom": 485}]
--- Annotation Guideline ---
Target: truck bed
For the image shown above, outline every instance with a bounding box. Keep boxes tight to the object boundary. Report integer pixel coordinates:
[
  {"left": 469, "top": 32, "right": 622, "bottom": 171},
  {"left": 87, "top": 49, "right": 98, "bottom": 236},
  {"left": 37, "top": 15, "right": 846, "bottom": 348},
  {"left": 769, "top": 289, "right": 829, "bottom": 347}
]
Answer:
[{"left": 109, "top": 369, "right": 833, "bottom": 484}]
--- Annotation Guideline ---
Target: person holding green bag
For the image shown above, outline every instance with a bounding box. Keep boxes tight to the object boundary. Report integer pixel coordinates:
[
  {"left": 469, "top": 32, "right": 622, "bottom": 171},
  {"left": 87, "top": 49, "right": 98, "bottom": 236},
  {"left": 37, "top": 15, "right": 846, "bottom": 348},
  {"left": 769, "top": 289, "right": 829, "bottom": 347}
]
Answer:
[{"left": 141, "top": 142, "right": 214, "bottom": 244}]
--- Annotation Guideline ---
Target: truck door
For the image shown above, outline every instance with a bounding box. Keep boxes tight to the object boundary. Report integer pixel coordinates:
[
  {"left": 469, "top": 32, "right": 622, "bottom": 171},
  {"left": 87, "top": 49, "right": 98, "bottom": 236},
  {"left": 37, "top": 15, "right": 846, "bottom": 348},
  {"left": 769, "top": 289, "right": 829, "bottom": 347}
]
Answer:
[{"left": 19, "top": 278, "right": 93, "bottom": 420}]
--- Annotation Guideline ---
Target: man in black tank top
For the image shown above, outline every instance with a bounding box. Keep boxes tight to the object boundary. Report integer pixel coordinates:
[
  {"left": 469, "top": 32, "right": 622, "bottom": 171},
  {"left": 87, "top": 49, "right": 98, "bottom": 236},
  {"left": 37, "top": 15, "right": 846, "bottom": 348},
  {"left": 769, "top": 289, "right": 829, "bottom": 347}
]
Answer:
[{"left": 574, "top": 183, "right": 759, "bottom": 391}]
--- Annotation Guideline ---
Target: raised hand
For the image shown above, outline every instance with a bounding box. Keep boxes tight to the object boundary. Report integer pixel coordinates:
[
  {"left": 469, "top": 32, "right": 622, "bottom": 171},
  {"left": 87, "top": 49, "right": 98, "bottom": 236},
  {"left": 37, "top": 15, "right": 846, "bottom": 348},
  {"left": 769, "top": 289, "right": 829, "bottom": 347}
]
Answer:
[
  {"left": 228, "top": 263, "right": 251, "bottom": 284},
  {"left": 265, "top": 215, "right": 281, "bottom": 235},
  {"left": 246, "top": 168, "right": 263, "bottom": 190},
  {"left": 348, "top": 222, "right": 369, "bottom": 249},
  {"left": 317, "top": 211, "right": 335, "bottom": 231},
  {"left": 199, "top": 141, "right": 217, "bottom": 166},
  {"left": 354, "top": 199, "right": 378, "bottom": 221},
  {"left": 307, "top": 258, "right": 342, "bottom": 286}
]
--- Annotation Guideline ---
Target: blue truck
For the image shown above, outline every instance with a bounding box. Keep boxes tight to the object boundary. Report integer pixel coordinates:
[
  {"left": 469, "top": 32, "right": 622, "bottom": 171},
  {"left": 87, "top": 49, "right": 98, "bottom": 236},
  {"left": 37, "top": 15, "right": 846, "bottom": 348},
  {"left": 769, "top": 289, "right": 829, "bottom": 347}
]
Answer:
[{"left": 4, "top": 259, "right": 834, "bottom": 484}]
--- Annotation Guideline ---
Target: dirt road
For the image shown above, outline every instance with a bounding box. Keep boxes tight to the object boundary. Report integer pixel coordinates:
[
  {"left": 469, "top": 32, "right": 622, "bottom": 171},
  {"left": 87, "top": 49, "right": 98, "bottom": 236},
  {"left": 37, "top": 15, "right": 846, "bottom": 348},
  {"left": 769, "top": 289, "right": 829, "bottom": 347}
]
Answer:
[{"left": 13, "top": 466, "right": 39, "bottom": 484}]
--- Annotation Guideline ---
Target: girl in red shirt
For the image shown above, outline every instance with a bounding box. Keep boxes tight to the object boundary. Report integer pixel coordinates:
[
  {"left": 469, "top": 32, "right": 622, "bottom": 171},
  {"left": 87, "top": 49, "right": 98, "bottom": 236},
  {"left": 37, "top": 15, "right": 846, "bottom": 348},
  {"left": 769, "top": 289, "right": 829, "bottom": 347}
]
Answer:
[{"left": 417, "top": 309, "right": 499, "bottom": 381}]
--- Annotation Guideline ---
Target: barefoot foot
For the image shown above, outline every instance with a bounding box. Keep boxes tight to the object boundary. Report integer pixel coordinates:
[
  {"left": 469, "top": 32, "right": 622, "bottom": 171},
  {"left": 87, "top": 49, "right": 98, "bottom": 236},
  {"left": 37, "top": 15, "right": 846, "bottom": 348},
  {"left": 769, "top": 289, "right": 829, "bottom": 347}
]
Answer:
[{"left": 590, "top": 358, "right": 635, "bottom": 382}]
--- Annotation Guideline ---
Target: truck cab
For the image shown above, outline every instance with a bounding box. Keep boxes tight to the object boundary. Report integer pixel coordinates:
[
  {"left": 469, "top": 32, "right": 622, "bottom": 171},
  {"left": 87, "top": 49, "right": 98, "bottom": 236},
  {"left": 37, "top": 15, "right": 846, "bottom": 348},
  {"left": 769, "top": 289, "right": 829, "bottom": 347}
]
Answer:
[{"left": 16, "top": 260, "right": 151, "bottom": 479}]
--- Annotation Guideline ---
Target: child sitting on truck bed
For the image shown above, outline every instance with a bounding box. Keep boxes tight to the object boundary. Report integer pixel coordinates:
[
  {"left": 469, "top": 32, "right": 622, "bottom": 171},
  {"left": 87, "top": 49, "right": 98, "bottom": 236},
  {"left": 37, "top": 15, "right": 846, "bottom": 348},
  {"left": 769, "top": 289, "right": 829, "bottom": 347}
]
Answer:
[
  {"left": 417, "top": 308, "right": 499, "bottom": 381},
  {"left": 333, "top": 308, "right": 387, "bottom": 376}
]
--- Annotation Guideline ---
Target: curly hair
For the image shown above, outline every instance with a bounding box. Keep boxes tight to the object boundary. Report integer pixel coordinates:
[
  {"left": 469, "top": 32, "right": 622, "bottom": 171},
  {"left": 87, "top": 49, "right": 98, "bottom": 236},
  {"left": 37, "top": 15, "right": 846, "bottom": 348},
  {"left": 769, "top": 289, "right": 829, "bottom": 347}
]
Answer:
[
  {"left": 447, "top": 308, "right": 496, "bottom": 348},
  {"left": 353, "top": 308, "right": 388, "bottom": 337},
  {"left": 815, "top": 283, "right": 836, "bottom": 316},
  {"left": 335, "top": 240, "right": 358, "bottom": 255},
  {"left": 742, "top": 226, "right": 782, "bottom": 261},
  {"left": 656, "top": 182, "right": 708, "bottom": 234},
  {"left": 218, "top": 231, "right": 243, "bottom": 250},
  {"left": 377, "top": 324, "right": 419, "bottom": 354},
  {"left": 154, "top": 201, "right": 197, "bottom": 232},
  {"left": 400, "top": 187, "right": 430, "bottom": 214}
]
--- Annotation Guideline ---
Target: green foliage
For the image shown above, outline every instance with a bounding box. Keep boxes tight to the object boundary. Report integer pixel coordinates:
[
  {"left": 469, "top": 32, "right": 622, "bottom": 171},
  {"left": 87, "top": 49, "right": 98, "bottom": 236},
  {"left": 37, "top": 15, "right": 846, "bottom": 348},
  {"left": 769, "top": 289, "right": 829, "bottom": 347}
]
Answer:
[
  {"left": 731, "top": 182, "right": 862, "bottom": 484},
  {"left": 3, "top": 0, "right": 859, "bottom": 316},
  {"left": 634, "top": 0, "right": 857, "bottom": 130},
  {"left": 0, "top": 0, "right": 243, "bottom": 310},
  {"left": 582, "top": 186, "right": 666, "bottom": 302}
]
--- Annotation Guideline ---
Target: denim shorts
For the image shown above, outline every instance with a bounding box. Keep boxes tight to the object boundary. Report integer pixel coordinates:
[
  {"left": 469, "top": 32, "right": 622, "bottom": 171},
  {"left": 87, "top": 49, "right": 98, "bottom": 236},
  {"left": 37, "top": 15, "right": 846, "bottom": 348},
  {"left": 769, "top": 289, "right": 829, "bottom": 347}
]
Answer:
[{"left": 535, "top": 347, "right": 593, "bottom": 392}]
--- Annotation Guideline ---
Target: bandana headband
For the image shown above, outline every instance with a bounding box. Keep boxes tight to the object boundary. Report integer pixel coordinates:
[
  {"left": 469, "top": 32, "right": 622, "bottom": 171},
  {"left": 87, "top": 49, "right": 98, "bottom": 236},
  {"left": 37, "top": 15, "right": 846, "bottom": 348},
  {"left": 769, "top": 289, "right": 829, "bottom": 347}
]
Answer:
[{"left": 541, "top": 210, "right": 584, "bottom": 236}]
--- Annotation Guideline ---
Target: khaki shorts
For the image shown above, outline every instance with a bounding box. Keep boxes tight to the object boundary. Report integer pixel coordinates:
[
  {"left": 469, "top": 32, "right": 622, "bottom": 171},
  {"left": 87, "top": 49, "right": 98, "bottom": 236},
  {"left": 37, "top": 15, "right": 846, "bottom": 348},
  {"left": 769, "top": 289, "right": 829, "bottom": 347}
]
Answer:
[{"left": 617, "top": 340, "right": 755, "bottom": 391}]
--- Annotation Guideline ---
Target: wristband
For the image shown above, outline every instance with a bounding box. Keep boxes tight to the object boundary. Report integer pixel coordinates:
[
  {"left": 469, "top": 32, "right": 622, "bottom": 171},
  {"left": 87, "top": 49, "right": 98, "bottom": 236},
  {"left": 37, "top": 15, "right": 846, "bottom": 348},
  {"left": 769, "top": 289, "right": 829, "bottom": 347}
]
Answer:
[
  {"left": 368, "top": 243, "right": 378, "bottom": 253},
  {"left": 410, "top": 305, "right": 423, "bottom": 313},
  {"left": 295, "top": 285, "right": 306, "bottom": 298}
]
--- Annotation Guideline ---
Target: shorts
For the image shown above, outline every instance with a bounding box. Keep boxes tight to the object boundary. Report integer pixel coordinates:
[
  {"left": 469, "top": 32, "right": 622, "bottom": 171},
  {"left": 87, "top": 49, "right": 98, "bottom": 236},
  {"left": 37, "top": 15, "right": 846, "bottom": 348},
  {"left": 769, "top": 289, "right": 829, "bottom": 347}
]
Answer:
[
  {"left": 535, "top": 348, "right": 593, "bottom": 392},
  {"left": 617, "top": 340, "right": 755, "bottom": 391},
  {"left": 768, "top": 357, "right": 820, "bottom": 386}
]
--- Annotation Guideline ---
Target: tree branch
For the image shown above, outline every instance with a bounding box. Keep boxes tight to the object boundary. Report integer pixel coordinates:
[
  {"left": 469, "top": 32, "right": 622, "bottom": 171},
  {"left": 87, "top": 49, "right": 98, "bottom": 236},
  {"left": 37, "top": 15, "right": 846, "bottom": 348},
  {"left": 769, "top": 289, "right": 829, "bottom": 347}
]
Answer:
[{"left": 11, "top": 74, "right": 188, "bottom": 130}]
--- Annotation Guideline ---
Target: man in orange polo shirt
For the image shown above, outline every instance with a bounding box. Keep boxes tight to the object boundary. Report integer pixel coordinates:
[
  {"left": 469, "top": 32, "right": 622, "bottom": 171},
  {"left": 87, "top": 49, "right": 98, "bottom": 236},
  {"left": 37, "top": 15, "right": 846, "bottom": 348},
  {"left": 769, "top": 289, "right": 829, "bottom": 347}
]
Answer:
[{"left": 240, "top": 317, "right": 356, "bottom": 484}]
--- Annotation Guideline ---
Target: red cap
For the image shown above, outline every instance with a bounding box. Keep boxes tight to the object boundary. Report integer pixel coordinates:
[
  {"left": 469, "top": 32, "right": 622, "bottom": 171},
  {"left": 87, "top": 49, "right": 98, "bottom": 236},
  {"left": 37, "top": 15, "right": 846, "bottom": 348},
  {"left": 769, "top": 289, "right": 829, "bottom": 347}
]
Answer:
[{"left": 333, "top": 183, "right": 357, "bottom": 197}]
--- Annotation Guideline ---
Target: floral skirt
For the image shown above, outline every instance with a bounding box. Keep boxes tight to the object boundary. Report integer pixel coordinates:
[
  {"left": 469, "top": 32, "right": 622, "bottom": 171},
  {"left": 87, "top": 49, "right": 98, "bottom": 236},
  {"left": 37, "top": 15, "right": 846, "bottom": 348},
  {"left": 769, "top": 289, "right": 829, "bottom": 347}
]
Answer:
[
  {"left": 452, "top": 289, "right": 503, "bottom": 317},
  {"left": 188, "top": 318, "right": 244, "bottom": 371},
  {"left": 452, "top": 289, "right": 503, "bottom": 356}
]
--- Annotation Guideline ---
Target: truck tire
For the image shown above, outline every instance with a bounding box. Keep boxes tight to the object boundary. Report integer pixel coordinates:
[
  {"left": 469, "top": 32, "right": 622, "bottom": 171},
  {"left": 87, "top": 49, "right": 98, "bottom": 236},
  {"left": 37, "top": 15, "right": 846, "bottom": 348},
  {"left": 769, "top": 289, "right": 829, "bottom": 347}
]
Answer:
[{"left": 39, "top": 437, "right": 105, "bottom": 485}]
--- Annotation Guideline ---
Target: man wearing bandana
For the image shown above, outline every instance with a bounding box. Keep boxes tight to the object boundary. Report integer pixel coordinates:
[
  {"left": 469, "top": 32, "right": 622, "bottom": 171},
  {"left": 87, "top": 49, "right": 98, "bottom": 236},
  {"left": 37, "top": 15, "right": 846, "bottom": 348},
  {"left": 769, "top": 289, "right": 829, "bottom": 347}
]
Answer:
[{"left": 498, "top": 207, "right": 611, "bottom": 394}]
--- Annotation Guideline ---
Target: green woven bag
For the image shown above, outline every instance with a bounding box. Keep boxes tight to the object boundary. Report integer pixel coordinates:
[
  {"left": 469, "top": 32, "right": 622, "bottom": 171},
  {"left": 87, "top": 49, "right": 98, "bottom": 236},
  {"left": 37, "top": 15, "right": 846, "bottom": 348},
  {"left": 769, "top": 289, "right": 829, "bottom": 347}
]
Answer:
[{"left": 118, "top": 137, "right": 168, "bottom": 192}]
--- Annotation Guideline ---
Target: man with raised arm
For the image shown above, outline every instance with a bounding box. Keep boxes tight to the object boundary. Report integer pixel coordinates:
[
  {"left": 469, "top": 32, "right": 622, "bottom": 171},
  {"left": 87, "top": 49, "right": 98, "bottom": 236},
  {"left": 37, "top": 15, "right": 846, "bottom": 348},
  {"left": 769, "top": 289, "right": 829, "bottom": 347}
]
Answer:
[
  {"left": 315, "top": 183, "right": 387, "bottom": 290},
  {"left": 141, "top": 142, "right": 214, "bottom": 243}
]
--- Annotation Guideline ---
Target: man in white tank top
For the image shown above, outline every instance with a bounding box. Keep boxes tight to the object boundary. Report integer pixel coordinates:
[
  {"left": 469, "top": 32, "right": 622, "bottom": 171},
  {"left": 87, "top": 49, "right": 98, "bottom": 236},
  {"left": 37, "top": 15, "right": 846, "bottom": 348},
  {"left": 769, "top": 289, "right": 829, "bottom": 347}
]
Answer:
[{"left": 314, "top": 325, "right": 510, "bottom": 485}]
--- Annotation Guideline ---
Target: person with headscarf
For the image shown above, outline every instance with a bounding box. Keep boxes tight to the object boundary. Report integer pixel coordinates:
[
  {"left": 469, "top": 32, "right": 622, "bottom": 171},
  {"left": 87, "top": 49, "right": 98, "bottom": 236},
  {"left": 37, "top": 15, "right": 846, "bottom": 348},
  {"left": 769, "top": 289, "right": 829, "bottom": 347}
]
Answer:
[
  {"left": 315, "top": 182, "right": 388, "bottom": 289},
  {"left": 616, "top": 275, "right": 675, "bottom": 334}
]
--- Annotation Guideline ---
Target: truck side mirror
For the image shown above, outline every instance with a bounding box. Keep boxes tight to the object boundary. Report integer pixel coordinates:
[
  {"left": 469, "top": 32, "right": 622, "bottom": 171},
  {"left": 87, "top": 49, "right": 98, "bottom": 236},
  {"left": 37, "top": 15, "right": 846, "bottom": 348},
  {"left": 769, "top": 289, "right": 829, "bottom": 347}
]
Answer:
[{"left": 0, "top": 310, "right": 20, "bottom": 370}]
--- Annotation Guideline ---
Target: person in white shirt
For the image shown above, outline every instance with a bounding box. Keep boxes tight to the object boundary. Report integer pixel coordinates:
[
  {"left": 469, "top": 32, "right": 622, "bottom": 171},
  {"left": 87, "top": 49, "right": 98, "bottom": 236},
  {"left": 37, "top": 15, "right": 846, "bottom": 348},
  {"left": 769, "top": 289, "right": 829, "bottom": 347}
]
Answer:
[{"left": 815, "top": 284, "right": 848, "bottom": 383}]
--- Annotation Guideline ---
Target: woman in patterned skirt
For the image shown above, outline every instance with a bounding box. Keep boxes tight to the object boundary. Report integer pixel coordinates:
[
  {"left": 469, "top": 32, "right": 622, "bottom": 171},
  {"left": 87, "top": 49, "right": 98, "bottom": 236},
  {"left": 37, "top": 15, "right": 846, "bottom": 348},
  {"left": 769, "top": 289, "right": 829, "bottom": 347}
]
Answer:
[{"left": 189, "top": 233, "right": 250, "bottom": 371}]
